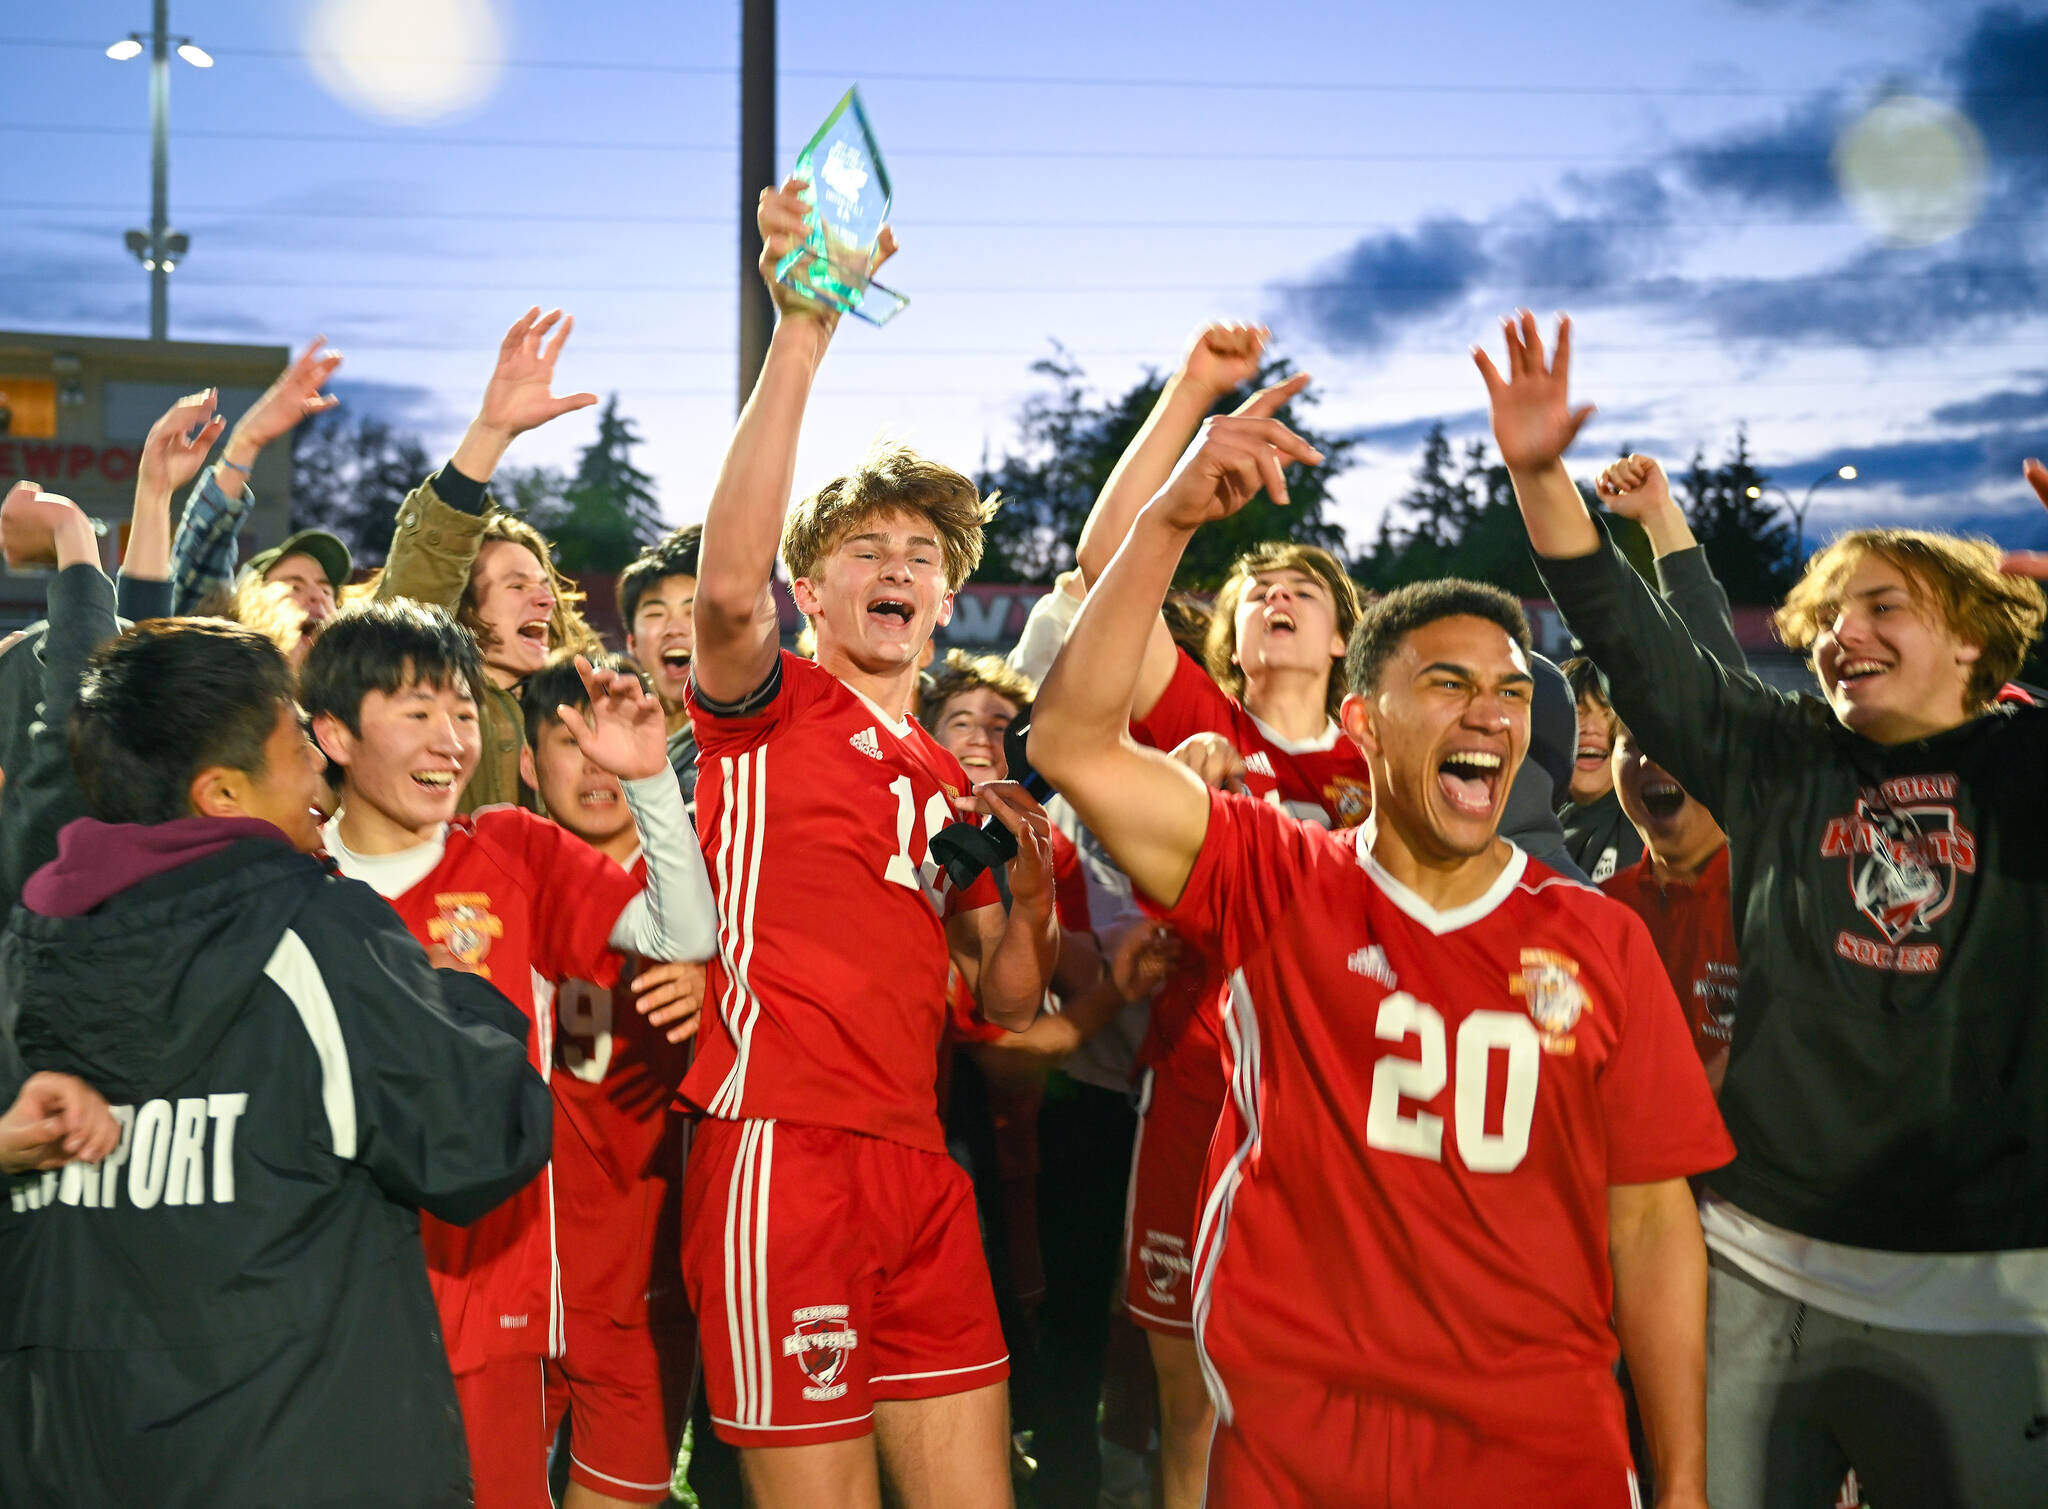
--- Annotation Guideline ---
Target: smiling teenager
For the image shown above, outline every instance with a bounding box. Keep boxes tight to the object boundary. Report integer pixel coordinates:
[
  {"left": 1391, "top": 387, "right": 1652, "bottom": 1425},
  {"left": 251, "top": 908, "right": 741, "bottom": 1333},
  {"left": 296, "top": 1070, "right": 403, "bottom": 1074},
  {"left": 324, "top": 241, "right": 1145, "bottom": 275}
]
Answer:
[
  {"left": 1068, "top": 323, "right": 1370, "bottom": 1509},
  {"left": 1029, "top": 399, "right": 1730, "bottom": 1509},
  {"left": 677, "top": 180, "right": 1058, "bottom": 1509},
  {"left": 376, "top": 307, "right": 605, "bottom": 813},
  {"left": 302, "top": 600, "right": 717, "bottom": 1509},
  {"left": 1482, "top": 312, "right": 2048, "bottom": 1509}
]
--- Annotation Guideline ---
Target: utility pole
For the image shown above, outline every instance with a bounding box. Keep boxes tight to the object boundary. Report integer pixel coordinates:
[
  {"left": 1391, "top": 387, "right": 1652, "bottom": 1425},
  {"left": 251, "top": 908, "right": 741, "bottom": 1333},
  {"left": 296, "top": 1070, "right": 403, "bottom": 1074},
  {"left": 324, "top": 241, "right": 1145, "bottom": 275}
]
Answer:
[
  {"left": 738, "top": 0, "right": 776, "bottom": 409},
  {"left": 148, "top": 0, "right": 169, "bottom": 341}
]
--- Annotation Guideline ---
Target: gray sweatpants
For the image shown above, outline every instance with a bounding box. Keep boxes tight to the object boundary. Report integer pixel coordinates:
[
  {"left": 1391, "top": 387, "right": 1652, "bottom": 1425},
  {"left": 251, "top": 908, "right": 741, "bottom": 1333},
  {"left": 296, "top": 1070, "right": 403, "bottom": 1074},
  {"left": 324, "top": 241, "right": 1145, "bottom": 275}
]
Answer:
[{"left": 1707, "top": 1251, "right": 2048, "bottom": 1509}]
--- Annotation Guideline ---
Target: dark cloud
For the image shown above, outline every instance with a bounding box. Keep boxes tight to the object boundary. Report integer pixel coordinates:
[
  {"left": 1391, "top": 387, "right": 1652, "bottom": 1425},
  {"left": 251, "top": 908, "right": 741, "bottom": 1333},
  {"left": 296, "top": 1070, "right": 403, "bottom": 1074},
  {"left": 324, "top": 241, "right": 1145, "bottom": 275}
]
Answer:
[
  {"left": 1346, "top": 408, "right": 1492, "bottom": 450},
  {"left": 1930, "top": 376, "right": 2048, "bottom": 425},
  {"left": 1280, "top": 218, "right": 1489, "bottom": 353},
  {"left": 1675, "top": 94, "right": 1843, "bottom": 211},
  {"left": 1949, "top": 7, "right": 2048, "bottom": 179},
  {"left": 1774, "top": 424, "right": 2045, "bottom": 505},
  {"left": 327, "top": 378, "right": 458, "bottom": 433}
]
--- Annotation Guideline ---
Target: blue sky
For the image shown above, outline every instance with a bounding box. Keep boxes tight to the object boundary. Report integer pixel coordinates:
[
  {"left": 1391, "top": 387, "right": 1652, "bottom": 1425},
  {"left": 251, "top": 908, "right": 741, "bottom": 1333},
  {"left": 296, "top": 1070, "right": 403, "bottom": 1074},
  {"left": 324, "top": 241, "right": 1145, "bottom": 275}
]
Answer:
[{"left": 8, "top": 0, "right": 2048, "bottom": 556}]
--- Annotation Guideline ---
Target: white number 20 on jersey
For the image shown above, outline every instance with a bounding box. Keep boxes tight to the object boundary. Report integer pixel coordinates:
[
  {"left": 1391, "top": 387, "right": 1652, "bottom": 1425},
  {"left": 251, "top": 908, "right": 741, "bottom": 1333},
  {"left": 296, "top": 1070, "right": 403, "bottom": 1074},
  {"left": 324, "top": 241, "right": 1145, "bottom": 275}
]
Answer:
[{"left": 1364, "top": 991, "right": 1539, "bottom": 1173}]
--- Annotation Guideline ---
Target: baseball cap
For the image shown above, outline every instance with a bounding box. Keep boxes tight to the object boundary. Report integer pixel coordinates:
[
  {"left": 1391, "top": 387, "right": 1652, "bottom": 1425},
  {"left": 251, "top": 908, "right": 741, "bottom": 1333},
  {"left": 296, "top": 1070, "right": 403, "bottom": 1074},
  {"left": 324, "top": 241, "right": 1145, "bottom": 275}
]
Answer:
[{"left": 245, "top": 530, "right": 352, "bottom": 591}]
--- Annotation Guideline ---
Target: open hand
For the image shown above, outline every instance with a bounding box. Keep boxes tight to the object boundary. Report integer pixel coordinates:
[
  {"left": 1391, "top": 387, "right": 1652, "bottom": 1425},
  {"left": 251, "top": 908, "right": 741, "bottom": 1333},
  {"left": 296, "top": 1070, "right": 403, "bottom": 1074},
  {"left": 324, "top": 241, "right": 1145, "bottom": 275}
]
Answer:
[
  {"left": 475, "top": 308, "right": 598, "bottom": 440},
  {"left": 1152, "top": 376, "right": 1324, "bottom": 532},
  {"left": 230, "top": 335, "right": 342, "bottom": 455},
  {"left": 1179, "top": 322, "right": 1269, "bottom": 401},
  {"left": 2002, "top": 459, "right": 2048, "bottom": 579},
  {"left": 556, "top": 655, "right": 667, "bottom": 781},
  {"left": 1474, "top": 311, "right": 1596, "bottom": 474},
  {"left": 0, "top": 1071, "right": 122, "bottom": 1174},
  {"left": 757, "top": 177, "right": 898, "bottom": 333},
  {"left": 632, "top": 959, "right": 707, "bottom": 1043},
  {"left": 1169, "top": 731, "right": 1248, "bottom": 794},
  {"left": 1594, "top": 452, "right": 1675, "bottom": 523},
  {"left": 0, "top": 482, "right": 97, "bottom": 570},
  {"left": 137, "top": 389, "right": 228, "bottom": 503}
]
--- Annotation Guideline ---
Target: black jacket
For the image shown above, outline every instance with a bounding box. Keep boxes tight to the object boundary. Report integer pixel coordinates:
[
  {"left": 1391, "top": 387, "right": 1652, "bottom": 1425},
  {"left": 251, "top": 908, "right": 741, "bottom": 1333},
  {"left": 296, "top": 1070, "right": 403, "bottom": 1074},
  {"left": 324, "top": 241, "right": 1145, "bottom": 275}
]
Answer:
[
  {"left": 1538, "top": 524, "right": 2048, "bottom": 1252},
  {"left": 0, "top": 824, "right": 554, "bottom": 1508}
]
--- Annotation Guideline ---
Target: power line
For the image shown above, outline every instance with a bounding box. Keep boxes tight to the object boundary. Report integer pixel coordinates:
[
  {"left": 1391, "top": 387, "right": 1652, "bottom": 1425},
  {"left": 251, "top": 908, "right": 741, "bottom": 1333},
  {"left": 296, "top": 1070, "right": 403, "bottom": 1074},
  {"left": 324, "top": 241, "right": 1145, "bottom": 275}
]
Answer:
[
  {"left": 2, "top": 119, "right": 1935, "bottom": 164},
  {"left": 10, "top": 198, "right": 2048, "bottom": 233},
  {"left": 9, "top": 34, "right": 2039, "bottom": 98}
]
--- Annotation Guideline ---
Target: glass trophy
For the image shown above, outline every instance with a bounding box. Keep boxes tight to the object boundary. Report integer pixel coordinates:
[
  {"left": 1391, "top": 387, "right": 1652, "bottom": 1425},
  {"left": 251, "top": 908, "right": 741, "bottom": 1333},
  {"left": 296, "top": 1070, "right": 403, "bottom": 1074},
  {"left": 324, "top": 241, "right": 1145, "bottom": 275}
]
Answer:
[{"left": 775, "top": 87, "right": 908, "bottom": 327}]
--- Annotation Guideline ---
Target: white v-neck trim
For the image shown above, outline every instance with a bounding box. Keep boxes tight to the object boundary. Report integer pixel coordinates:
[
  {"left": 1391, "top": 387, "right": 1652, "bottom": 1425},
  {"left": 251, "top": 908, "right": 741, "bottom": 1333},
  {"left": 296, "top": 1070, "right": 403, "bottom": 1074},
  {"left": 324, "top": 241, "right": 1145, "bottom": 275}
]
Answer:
[
  {"left": 1351, "top": 820, "right": 1527, "bottom": 934},
  {"left": 850, "top": 685, "right": 915, "bottom": 739},
  {"left": 1244, "top": 706, "right": 1342, "bottom": 755}
]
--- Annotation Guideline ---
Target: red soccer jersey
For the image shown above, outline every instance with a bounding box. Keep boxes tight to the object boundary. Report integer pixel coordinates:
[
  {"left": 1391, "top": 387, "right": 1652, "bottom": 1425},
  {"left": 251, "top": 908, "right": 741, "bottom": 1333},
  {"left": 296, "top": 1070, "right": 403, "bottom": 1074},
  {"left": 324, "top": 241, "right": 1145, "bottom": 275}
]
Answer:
[
  {"left": 550, "top": 855, "right": 696, "bottom": 1327},
  {"left": 1601, "top": 845, "right": 1740, "bottom": 1066},
  {"left": 1131, "top": 648, "right": 1372, "bottom": 1105},
  {"left": 1166, "top": 791, "right": 1732, "bottom": 1445},
  {"left": 371, "top": 809, "right": 643, "bottom": 1373},
  {"left": 681, "top": 652, "right": 1000, "bottom": 1154}
]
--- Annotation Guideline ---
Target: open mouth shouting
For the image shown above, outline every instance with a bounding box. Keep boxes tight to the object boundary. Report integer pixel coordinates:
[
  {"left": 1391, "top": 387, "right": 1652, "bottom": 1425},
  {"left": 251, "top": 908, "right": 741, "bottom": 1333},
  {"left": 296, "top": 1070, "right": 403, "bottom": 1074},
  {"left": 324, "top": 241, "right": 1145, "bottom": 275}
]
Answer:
[
  {"left": 1574, "top": 735, "right": 1610, "bottom": 773},
  {"left": 1640, "top": 774, "right": 1688, "bottom": 821},
  {"left": 1265, "top": 609, "right": 1297, "bottom": 635},
  {"left": 517, "top": 619, "right": 550, "bottom": 649},
  {"left": 866, "top": 595, "right": 915, "bottom": 631},
  {"left": 1436, "top": 748, "right": 1505, "bottom": 818}
]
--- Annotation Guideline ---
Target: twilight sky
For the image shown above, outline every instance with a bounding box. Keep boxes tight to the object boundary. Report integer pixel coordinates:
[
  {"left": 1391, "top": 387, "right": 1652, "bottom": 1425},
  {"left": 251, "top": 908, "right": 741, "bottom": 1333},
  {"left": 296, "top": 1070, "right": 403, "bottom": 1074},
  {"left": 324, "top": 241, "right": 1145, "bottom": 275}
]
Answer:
[{"left": 8, "top": 0, "right": 2048, "bottom": 556}]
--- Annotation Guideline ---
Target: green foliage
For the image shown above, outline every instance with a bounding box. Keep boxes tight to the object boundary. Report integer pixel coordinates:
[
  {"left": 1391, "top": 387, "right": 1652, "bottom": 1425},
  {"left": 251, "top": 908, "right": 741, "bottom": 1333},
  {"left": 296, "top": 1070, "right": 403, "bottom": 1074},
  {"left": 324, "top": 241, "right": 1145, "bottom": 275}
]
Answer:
[
  {"left": 289, "top": 413, "right": 432, "bottom": 567},
  {"left": 544, "top": 394, "right": 665, "bottom": 572},
  {"left": 1351, "top": 425, "right": 1558, "bottom": 596},
  {"left": 976, "top": 345, "right": 1355, "bottom": 589},
  {"left": 1677, "top": 425, "right": 1795, "bottom": 601}
]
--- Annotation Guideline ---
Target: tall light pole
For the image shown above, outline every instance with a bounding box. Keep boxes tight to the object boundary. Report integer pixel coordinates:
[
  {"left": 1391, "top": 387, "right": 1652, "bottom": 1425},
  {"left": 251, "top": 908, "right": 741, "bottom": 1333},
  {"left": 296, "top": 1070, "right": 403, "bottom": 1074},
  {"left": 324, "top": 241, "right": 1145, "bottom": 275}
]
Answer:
[
  {"left": 107, "top": 2, "right": 211, "bottom": 341},
  {"left": 1750, "top": 465, "right": 1859, "bottom": 567},
  {"left": 738, "top": 0, "right": 775, "bottom": 408}
]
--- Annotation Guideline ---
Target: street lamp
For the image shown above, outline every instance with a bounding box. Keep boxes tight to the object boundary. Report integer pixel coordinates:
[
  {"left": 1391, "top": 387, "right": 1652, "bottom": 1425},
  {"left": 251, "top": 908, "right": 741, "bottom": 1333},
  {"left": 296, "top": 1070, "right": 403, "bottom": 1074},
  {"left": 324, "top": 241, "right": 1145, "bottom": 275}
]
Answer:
[
  {"left": 106, "top": 2, "right": 210, "bottom": 341},
  {"left": 1748, "top": 465, "right": 1858, "bottom": 568}
]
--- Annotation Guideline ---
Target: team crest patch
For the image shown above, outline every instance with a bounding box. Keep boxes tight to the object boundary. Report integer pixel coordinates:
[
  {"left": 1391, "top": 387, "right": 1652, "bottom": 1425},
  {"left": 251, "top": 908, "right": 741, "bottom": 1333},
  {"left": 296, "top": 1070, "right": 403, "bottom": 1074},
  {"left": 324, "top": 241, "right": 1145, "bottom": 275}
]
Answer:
[
  {"left": 1511, "top": 948, "right": 1588, "bottom": 1054},
  {"left": 783, "top": 1304, "right": 859, "bottom": 1401},
  {"left": 1324, "top": 775, "right": 1372, "bottom": 829},
  {"left": 1138, "top": 1231, "right": 1192, "bottom": 1305},
  {"left": 1820, "top": 776, "right": 1975, "bottom": 971},
  {"left": 428, "top": 892, "right": 502, "bottom": 978}
]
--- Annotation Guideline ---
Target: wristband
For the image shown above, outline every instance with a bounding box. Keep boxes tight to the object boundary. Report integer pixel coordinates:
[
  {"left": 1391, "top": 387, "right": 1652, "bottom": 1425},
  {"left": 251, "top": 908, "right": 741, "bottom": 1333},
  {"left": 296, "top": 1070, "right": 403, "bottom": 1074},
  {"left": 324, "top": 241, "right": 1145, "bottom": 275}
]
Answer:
[{"left": 217, "top": 456, "right": 253, "bottom": 476}]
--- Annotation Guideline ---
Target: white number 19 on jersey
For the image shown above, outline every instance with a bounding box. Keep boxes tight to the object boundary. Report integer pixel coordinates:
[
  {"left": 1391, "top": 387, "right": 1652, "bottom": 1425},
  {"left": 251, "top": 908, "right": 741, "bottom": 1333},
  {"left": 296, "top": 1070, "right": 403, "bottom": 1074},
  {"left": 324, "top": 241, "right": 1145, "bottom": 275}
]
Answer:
[{"left": 1363, "top": 991, "right": 1539, "bottom": 1173}]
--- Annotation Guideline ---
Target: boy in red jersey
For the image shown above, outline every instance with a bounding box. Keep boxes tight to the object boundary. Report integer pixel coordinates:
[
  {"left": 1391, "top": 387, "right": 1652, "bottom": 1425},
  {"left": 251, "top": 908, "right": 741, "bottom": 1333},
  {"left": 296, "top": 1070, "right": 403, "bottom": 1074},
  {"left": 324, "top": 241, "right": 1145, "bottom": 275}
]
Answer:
[
  {"left": 1030, "top": 401, "right": 1732, "bottom": 1508},
  {"left": 303, "top": 602, "right": 718, "bottom": 1509},
  {"left": 518, "top": 652, "right": 706, "bottom": 1509},
  {"left": 680, "top": 182, "right": 1059, "bottom": 1509},
  {"left": 1072, "top": 322, "right": 1369, "bottom": 1508}
]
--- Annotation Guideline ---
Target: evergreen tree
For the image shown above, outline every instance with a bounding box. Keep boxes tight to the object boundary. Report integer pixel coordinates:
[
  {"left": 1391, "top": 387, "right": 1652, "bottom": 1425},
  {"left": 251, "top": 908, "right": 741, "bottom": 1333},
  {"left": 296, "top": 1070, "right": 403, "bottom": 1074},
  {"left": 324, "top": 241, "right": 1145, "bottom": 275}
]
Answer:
[
  {"left": 1678, "top": 426, "right": 1794, "bottom": 601},
  {"left": 552, "top": 394, "right": 663, "bottom": 572}
]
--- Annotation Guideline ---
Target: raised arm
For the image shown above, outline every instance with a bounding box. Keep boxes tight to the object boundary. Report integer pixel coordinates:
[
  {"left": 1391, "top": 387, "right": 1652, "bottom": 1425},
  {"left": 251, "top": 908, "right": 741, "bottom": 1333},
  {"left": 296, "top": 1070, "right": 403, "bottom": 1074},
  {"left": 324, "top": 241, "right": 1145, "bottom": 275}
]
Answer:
[
  {"left": 1476, "top": 313, "right": 1804, "bottom": 821},
  {"left": 1596, "top": 453, "right": 1748, "bottom": 674},
  {"left": 128, "top": 389, "right": 226, "bottom": 603},
  {"left": 692, "top": 181, "right": 893, "bottom": 704},
  {"left": 0, "top": 486, "right": 119, "bottom": 910},
  {"left": 1031, "top": 398, "right": 1323, "bottom": 907},
  {"left": 554, "top": 657, "right": 719, "bottom": 963},
  {"left": 1072, "top": 324, "right": 1299, "bottom": 717},
  {"left": 380, "top": 309, "right": 596, "bottom": 612}
]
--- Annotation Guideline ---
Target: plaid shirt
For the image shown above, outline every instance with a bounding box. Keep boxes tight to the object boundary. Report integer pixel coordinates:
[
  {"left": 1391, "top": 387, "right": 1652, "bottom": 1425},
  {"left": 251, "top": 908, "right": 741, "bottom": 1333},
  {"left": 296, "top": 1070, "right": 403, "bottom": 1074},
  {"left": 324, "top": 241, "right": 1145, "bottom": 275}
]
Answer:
[{"left": 169, "top": 467, "right": 255, "bottom": 615}]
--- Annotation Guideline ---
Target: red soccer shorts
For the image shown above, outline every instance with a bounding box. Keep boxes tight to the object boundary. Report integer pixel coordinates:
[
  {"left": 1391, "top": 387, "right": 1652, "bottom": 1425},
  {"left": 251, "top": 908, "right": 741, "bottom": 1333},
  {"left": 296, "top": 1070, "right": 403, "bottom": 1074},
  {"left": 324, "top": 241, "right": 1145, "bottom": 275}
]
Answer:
[
  {"left": 453, "top": 1355, "right": 552, "bottom": 1509},
  {"left": 1123, "top": 1068, "right": 1223, "bottom": 1334},
  {"left": 543, "top": 1310, "right": 697, "bottom": 1504},
  {"left": 1206, "top": 1371, "right": 1639, "bottom": 1509},
  {"left": 681, "top": 1117, "right": 1010, "bottom": 1448}
]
